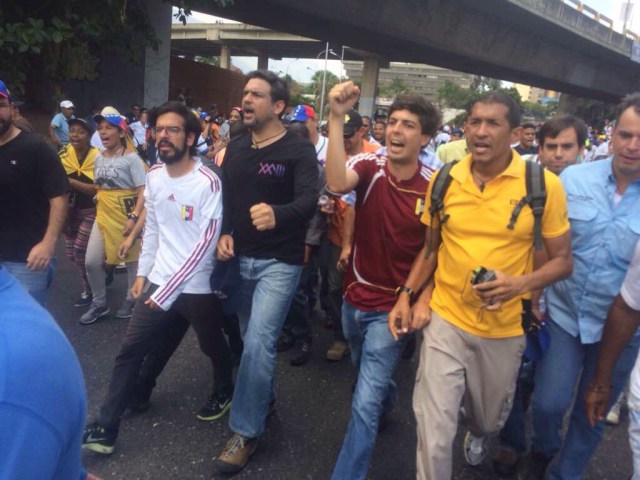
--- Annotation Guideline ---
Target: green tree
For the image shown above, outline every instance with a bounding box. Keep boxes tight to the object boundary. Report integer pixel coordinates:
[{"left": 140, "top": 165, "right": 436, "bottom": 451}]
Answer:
[
  {"left": 558, "top": 95, "right": 615, "bottom": 129},
  {"left": 0, "top": 1, "right": 232, "bottom": 96},
  {"left": 305, "top": 70, "right": 340, "bottom": 110},
  {"left": 195, "top": 55, "right": 220, "bottom": 67},
  {"left": 436, "top": 80, "right": 474, "bottom": 109},
  {"left": 378, "top": 77, "right": 411, "bottom": 97}
]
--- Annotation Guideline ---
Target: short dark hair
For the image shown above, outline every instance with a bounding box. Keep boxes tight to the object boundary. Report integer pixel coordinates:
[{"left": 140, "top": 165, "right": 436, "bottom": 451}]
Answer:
[
  {"left": 615, "top": 92, "right": 640, "bottom": 122},
  {"left": 470, "top": 91, "right": 521, "bottom": 129},
  {"left": 537, "top": 115, "right": 587, "bottom": 148},
  {"left": 131, "top": 104, "right": 141, "bottom": 109},
  {"left": 287, "top": 121, "right": 311, "bottom": 141},
  {"left": 388, "top": 93, "right": 441, "bottom": 136},
  {"left": 148, "top": 101, "right": 202, "bottom": 156},
  {"left": 521, "top": 122, "right": 536, "bottom": 130},
  {"left": 246, "top": 70, "right": 290, "bottom": 110}
]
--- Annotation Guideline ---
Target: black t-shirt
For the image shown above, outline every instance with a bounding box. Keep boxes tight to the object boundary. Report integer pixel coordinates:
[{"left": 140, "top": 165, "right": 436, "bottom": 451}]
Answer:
[
  {"left": 222, "top": 130, "right": 318, "bottom": 264},
  {"left": 515, "top": 144, "right": 537, "bottom": 155},
  {"left": 0, "top": 132, "right": 70, "bottom": 261}
]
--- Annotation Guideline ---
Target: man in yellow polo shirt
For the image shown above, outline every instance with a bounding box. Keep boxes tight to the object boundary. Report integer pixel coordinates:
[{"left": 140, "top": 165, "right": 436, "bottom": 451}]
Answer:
[{"left": 388, "top": 91, "right": 573, "bottom": 479}]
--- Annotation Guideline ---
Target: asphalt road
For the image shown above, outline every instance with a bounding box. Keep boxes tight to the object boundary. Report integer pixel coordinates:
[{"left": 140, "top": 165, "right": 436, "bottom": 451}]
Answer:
[{"left": 45, "top": 250, "right": 633, "bottom": 479}]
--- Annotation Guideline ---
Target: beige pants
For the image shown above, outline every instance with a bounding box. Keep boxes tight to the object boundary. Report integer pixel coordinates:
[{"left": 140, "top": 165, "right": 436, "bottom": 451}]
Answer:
[{"left": 414, "top": 311, "right": 525, "bottom": 480}]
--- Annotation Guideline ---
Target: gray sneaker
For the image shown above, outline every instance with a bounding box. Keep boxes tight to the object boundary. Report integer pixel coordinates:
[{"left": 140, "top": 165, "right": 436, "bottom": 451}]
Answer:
[
  {"left": 116, "top": 299, "right": 136, "bottom": 319},
  {"left": 463, "top": 431, "right": 488, "bottom": 466},
  {"left": 79, "top": 304, "right": 110, "bottom": 325}
]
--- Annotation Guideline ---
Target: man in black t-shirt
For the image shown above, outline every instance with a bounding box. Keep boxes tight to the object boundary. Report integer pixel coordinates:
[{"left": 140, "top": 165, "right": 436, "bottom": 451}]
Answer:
[
  {"left": 0, "top": 80, "right": 70, "bottom": 305},
  {"left": 213, "top": 70, "right": 318, "bottom": 474}
]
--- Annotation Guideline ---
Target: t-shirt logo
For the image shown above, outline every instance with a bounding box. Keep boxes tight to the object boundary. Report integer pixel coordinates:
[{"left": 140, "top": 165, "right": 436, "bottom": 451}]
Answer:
[
  {"left": 258, "top": 162, "right": 285, "bottom": 177},
  {"left": 415, "top": 198, "right": 425, "bottom": 216},
  {"left": 181, "top": 205, "right": 194, "bottom": 221}
]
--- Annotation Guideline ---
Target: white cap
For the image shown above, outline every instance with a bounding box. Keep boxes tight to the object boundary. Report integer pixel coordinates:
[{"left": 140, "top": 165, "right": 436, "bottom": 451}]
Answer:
[
  {"left": 60, "top": 100, "right": 75, "bottom": 109},
  {"left": 443, "top": 125, "right": 451, "bottom": 133}
]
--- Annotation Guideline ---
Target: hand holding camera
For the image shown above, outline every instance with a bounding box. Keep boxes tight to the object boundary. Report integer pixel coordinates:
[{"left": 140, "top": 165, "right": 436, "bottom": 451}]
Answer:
[{"left": 472, "top": 266, "right": 526, "bottom": 311}]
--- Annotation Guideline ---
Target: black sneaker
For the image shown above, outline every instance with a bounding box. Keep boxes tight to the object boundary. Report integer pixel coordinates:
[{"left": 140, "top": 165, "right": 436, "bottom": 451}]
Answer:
[
  {"left": 196, "top": 391, "right": 232, "bottom": 421},
  {"left": 290, "top": 340, "right": 311, "bottom": 366},
  {"left": 275, "top": 332, "right": 295, "bottom": 352},
  {"left": 74, "top": 291, "right": 93, "bottom": 308},
  {"left": 82, "top": 422, "right": 118, "bottom": 454},
  {"left": 79, "top": 304, "right": 110, "bottom": 325}
]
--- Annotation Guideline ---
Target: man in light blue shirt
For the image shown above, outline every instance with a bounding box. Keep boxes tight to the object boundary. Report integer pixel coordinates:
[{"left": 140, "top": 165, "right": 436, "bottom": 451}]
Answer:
[
  {"left": 49, "top": 99, "right": 75, "bottom": 148},
  {"left": 530, "top": 93, "right": 640, "bottom": 480}
]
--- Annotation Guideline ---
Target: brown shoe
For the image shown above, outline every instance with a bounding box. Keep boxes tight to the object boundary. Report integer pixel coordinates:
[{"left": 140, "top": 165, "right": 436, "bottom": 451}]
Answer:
[
  {"left": 212, "top": 433, "right": 258, "bottom": 474},
  {"left": 493, "top": 448, "right": 519, "bottom": 477},
  {"left": 326, "top": 340, "right": 349, "bottom": 361}
]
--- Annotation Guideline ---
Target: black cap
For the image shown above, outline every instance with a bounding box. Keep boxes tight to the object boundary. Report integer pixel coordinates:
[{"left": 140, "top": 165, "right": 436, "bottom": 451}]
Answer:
[
  {"left": 343, "top": 109, "right": 363, "bottom": 136},
  {"left": 67, "top": 117, "right": 95, "bottom": 136}
]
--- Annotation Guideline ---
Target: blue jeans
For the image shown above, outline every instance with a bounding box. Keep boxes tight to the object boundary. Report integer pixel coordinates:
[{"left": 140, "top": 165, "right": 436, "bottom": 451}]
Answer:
[
  {"left": 229, "top": 257, "right": 301, "bottom": 438},
  {"left": 531, "top": 318, "right": 640, "bottom": 480},
  {"left": 2, "top": 259, "right": 56, "bottom": 306},
  {"left": 331, "top": 301, "right": 404, "bottom": 480}
]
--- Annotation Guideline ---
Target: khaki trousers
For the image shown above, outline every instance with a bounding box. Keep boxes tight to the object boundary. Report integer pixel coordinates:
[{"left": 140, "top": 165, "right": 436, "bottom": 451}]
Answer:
[{"left": 414, "top": 311, "right": 525, "bottom": 480}]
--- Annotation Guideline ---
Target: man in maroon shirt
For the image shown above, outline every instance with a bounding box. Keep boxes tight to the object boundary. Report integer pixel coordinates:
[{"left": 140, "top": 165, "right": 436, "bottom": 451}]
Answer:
[{"left": 324, "top": 81, "right": 441, "bottom": 480}]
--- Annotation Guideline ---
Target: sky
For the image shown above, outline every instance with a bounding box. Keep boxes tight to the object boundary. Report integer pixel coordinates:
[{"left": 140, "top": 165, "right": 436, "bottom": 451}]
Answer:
[{"left": 176, "top": 1, "right": 640, "bottom": 83}]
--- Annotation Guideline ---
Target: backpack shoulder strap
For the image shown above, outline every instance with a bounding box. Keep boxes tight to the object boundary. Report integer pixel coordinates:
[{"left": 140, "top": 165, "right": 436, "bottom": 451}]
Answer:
[
  {"left": 526, "top": 160, "right": 547, "bottom": 250},
  {"left": 428, "top": 160, "right": 457, "bottom": 222},
  {"left": 506, "top": 161, "right": 547, "bottom": 249}
]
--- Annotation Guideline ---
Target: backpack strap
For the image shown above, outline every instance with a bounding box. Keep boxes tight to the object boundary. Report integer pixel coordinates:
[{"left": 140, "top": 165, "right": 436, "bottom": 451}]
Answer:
[
  {"left": 428, "top": 160, "right": 457, "bottom": 224},
  {"left": 507, "top": 161, "right": 547, "bottom": 250}
]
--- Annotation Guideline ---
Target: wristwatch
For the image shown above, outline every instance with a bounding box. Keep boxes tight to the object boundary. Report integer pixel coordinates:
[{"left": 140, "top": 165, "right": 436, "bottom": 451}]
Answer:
[
  {"left": 127, "top": 212, "right": 139, "bottom": 222},
  {"left": 395, "top": 285, "right": 415, "bottom": 300}
]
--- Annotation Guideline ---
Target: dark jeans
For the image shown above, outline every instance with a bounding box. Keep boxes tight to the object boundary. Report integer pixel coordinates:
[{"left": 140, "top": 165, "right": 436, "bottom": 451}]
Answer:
[
  {"left": 327, "top": 243, "right": 345, "bottom": 341},
  {"left": 98, "top": 284, "right": 232, "bottom": 430},
  {"left": 498, "top": 358, "right": 536, "bottom": 453},
  {"left": 281, "top": 246, "right": 320, "bottom": 342}
]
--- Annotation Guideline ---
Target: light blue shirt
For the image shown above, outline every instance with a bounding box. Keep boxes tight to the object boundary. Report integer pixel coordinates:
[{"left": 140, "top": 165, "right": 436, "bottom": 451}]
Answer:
[
  {"left": 546, "top": 158, "right": 640, "bottom": 343},
  {"left": 50, "top": 112, "right": 72, "bottom": 144}
]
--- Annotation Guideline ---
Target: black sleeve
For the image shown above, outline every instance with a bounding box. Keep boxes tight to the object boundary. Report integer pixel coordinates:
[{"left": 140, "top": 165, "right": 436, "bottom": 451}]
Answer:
[
  {"left": 271, "top": 141, "right": 319, "bottom": 229},
  {"left": 38, "top": 138, "right": 70, "bottom": 198}
]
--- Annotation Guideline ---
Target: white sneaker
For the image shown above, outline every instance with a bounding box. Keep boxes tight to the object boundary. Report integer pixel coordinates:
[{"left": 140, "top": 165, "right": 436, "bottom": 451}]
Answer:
[{"left": 463, "top": 431, "right": 488, "bottom": 466}]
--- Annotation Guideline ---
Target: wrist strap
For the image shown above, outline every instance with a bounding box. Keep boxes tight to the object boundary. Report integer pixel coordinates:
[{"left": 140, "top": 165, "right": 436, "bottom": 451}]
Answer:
[{"left": 395, "top": 285, "right": 415, "bottom": 300}]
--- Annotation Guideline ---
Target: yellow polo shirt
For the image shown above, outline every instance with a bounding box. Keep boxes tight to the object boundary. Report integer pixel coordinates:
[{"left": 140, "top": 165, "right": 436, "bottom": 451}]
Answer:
[
  {"left": 422, "top": 152, "right": 569, "bottom": 338},
  {"left": 436, "top": 138, "right": 468, "bottom": 164}
]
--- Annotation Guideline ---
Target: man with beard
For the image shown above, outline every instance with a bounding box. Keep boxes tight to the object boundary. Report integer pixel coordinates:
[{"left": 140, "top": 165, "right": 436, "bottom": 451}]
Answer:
[
  {"left": 212, "top": 70, "right": 318, "bottom": 474},
  {"left": 0, "top": 79, "right": 69, "bottom": 305},
  {"left": 82, "top": 101, "right": 233, "bottom": 455}
]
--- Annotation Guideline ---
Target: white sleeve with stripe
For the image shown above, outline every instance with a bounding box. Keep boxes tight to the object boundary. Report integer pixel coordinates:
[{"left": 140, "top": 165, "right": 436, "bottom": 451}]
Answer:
[{"left": 137, "top": 174, "right": 159, "bottom": 278}]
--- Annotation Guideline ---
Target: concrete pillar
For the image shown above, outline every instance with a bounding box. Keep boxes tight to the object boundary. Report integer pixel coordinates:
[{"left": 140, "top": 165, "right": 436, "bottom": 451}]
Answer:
[
  {"left": 360, "top": 55, "right": 380, "bottom": 118},
  {"left": 257, "top": 53, "right": 269, "bottom": 71},
  {"left": 220, "top": 44, "right": 231, "bottom": 69},
  {"left": 143, "top": 0, "right": 171, "bottom": 107}
]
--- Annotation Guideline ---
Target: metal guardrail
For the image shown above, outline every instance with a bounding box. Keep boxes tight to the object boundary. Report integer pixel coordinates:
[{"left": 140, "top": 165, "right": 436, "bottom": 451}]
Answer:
[{"left": 562, "top": 0, "right": 638, "bottom": 38}]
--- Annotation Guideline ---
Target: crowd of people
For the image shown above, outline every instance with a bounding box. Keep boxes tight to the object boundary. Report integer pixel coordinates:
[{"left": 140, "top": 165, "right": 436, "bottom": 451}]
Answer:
[{"left": 1, "top": 70, "right": 639, "bottom": 480}]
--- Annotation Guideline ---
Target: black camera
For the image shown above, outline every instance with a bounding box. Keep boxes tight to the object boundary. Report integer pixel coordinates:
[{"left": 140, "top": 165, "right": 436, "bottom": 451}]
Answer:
[{"left": 470, "top": 266, "right": 497, "bottom": 285}]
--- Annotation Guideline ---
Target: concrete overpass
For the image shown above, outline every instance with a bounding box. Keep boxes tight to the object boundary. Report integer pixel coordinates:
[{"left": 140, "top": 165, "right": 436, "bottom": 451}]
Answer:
[
  {"left": 171, "top": 23, "right": 365, "bottom": 67},
  {"left": 187, "top": 0, "right": 640, "bottom": 106}
]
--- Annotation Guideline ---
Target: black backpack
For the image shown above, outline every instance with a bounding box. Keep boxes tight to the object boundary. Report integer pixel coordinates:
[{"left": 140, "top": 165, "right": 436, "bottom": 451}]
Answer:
[{"left": 428, "top": 160, "right": 547, "bottom": 250}]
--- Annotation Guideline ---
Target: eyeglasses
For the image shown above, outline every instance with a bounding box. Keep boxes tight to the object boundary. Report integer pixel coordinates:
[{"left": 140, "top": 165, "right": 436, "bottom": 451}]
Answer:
[
  {"left": 343, "top": 131, "right": 356, "bottom": 139},
  {"left": 152, "top": 126, "right": 184, "bottom": 135}
]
